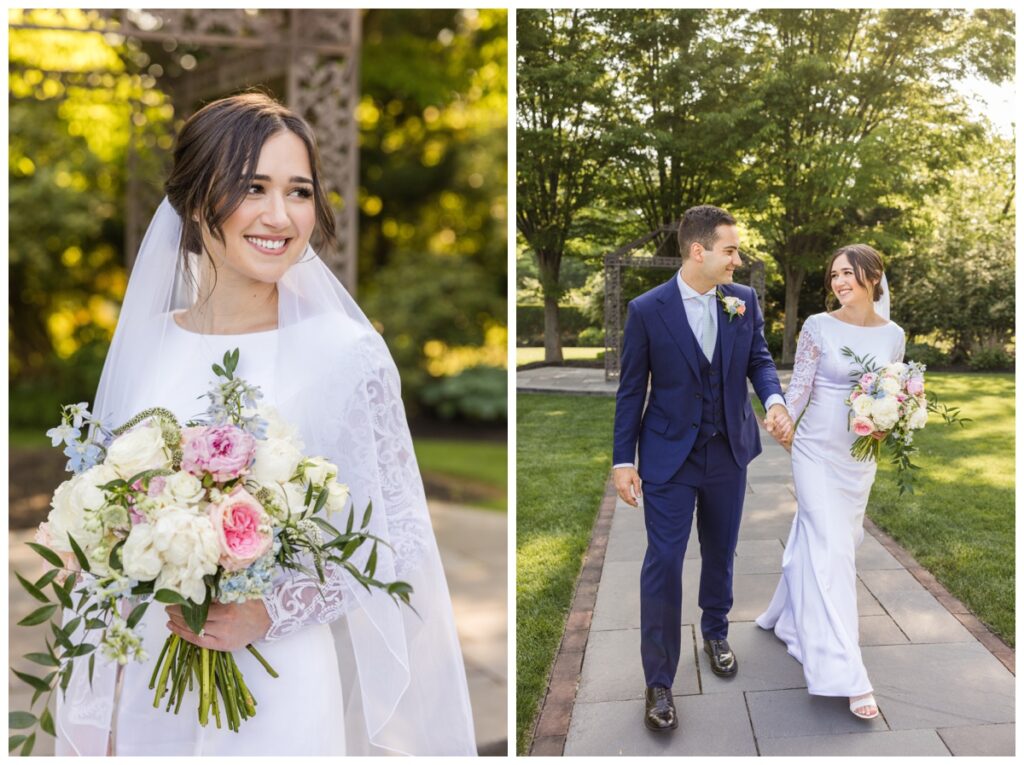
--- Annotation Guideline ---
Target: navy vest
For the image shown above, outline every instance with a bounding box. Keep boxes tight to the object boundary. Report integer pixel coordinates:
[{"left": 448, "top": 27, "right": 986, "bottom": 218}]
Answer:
[{"left": 688, "top": 320, "right": 728, "bottom": 452}]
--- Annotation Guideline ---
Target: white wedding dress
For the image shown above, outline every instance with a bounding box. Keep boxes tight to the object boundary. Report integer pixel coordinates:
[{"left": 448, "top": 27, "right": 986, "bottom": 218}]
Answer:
[
  {"left": 756, "top": 312, "right": 905, "bottom": 697},
  {"left": 110, "top": 321, "right": 346, "bottom": 755}
]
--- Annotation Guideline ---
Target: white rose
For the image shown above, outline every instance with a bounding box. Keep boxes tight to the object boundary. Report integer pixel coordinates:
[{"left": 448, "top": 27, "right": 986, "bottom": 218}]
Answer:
[
  {"left": 880, "top": 376, "right": 902, "bottom": 396},
  {"left": 884, "top": 362, "right": 908, "bottom": 377},
  {"left": 851, "top": 395, "right": 874, "bottom": 417},
  {"left": 106, "top": 420, "right": 172, "bottom": 480},
  {"left": 326, "top": 481, "right": 350, "bottom": 516},
  {"left": 301, "top": 457, "right": 338, "bottom": 487},
  {"left": 47, "top": 464, "right": 120, "bottom": 553},
  {"left": 122, "top": 524, "right": 162, "bottom": 581},
  {"left": 871, "top": 397, "right": 900, "bottom": 430},
  {"left": 251, "top": 438, "right": 303, "bottom": 484},
  {"left": 259, "top": 405, "right": 305, "bottom": 450},
  {"left": 151, "top": 508, "right": 221, "bottom": 604},
  {"left": 908, "top": 406, "right": 929, "bottom": 430},
  {"left": 162, "top": 471, "right": 205, "bottom": 506}
]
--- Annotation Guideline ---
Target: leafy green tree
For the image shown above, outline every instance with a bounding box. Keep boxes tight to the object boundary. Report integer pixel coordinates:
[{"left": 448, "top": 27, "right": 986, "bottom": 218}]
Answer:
[
  {"left": 737, "top": 9, "right": 1011, "bottom": 361},
  {"left": 516, "top": 9, "right": 610, "bottom": 361}
]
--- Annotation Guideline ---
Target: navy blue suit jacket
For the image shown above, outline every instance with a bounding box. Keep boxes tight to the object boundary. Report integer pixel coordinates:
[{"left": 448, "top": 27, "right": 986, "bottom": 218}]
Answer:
[{"left": 613, "top": 278, "right": 783, "bottom": 484}]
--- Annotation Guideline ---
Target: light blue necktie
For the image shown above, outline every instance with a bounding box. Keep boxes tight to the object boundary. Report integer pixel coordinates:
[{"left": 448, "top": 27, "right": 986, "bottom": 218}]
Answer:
[{"left": 701, "top": 294, "right": 716, "bottom": 361}]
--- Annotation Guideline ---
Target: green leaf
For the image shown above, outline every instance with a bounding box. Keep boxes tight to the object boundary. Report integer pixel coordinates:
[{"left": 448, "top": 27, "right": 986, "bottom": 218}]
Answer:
[
  {"left": 51, "top": 578, "right": 72, "bottom": 609},
  {"left": 367, "top": 542, "right": 378, "bottom": 578},
  {"left": 361, "top": 501, "right": 373, "bottom": 528},
  {"left": 340, "top": 538, "right": 362, "bottom": 560},
  {"left": 85, "top": 618, "right": 106, "bottom": 630},
  {"left": 154, "top": 589, "right": 187, "bottom": 605},
  {"left": 88, "top": 654, "right": 96, "bottom": 685},
  {"left": 16, "top": 572, "right": 50, "bottom": 604},
  {"left": 22, "top": 732, "right": 36, "bottom": 756},
  {"left": 126, "top": 601, "right": 150, "bottom": 629},
  {"left": 12, "top": 670, "right": 50, "bottom": 693},
  {"left": 39, "top": 707, "right": 55, "bottom": 737},
  {"left": 63, "top": 616, "right": 82, "bottom": 638},
  {"left": 26, "top": 543, "right": 64, "bottom": 569},
  {"left": 33, "top": 569, "right": 60, "bottom": 590},
  {"left": 108, "top": 540, "right": 125, "bottom": 572},
  {"left": 8, "top": 712, "right": 35, "bottom": 729},
  {"left": 66, "top": 534, "right": 91, "bottom": 573},
  {"left": 65, "top": 643, "right": 96, "bottom": 658},
  {"left": 9, "top": 735, "right": 27, "bottom": 752},
  {"left": 182, "top": 591, "right": 210, "bottom": 635},
  {"left": 345, "top": 509, "right": 354, "bottom": 535},
  {"left": 309, "top": 516, "right": 342, "bottom": 538},
  {"left": 18, "top": 604, "right": 58, "bottom": 627},
  {"left": 313, "top": 487, "right": 329, "bottom": 516},
  {"left": 24, "top": 652, "right": 60, "bottom": 668},
  {"left": 304, "top": 481, "right": 314, "bottom": 508},
  {"left": 50, "top": 623, "right": 73, "bottom": 650},
  {"left": 212, "top": 363, "right": 227, "bottom": 379}
]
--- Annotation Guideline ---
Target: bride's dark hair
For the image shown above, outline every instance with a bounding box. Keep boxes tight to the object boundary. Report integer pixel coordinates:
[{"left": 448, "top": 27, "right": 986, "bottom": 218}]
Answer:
[
  {"left": 165, "top": 92, "right": 337, "bottom": 262},
  {"left": 825, "top": 243, "right": 885, "bottom": 306}
]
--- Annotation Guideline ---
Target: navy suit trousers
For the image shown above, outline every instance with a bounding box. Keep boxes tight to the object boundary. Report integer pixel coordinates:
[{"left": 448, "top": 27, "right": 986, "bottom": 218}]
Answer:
[{"left": 639, "top": 434, "right": 747, "bottom": 689}]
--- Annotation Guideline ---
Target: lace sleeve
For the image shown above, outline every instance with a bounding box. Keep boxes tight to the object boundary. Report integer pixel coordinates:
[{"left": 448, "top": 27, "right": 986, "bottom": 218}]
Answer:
[
  {"left": 785, "top": 316, "right": 822, "bottom": 421},
  {"left": 261, "top": 332, "right": 430, "bottom": 643}
]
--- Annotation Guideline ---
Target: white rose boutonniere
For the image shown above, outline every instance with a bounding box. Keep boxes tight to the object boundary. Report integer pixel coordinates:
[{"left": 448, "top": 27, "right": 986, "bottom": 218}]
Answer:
[{"left": 716, "top": 289, "right": 747, "bottom": 322}]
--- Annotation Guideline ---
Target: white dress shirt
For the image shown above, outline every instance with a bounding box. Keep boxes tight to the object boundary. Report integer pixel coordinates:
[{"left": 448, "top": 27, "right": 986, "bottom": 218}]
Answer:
[{"left": 613, "top": 272, "right": 784, "bottom": 469}]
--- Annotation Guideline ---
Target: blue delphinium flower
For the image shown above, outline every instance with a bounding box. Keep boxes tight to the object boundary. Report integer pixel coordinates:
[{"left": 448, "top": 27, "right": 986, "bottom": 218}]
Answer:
[
  {"left": 46, "top": 422, "right": 81, "bottom": 447},
  {"left": 63, "top": 441, "right": 103, "bottom": 474}
]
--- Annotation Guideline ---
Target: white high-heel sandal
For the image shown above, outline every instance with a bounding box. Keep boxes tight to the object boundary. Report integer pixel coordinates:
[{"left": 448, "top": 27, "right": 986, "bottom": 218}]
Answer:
[{"left": 849, "top": 693, "right": 879, "bottom": 720}]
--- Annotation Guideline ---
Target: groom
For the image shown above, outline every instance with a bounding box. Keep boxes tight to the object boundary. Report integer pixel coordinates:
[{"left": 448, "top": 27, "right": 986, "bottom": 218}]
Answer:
[{"left": 612, "top": 205, "right": 792, "bottom": 731}]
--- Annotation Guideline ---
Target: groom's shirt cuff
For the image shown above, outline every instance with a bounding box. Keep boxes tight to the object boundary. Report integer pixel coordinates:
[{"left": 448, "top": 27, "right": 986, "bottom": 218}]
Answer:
[
  {"left": 765, "top": 394, "right": 785, "bottom": 411},
  {"left": 612, "top": 463, "right": 634, "bottom": 469}
]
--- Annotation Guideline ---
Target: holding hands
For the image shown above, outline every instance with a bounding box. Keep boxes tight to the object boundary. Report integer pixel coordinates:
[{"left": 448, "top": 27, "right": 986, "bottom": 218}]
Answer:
[{"left": 764, "top": 404, "right": 794, "bottom": 451}]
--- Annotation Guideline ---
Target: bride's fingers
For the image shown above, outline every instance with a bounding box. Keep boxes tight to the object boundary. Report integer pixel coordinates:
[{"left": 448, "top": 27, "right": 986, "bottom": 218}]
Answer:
[{"left": 166, "top": 618, "right": 221, "bottom": 650}]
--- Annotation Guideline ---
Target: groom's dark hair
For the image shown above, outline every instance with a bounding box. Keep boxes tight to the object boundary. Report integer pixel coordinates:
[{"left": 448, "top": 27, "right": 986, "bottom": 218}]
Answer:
[{"left": 678, "top": 205, "right": 736, "bottom": 260}]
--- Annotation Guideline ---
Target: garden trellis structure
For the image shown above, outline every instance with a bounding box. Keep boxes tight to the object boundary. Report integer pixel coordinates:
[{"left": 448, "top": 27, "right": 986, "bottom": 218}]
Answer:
[
  {"left": 10, "top": 8, "right": 361, "bottom": 290},
  {"left": 603, "top": 224, "right": 766, "bottom": 381}
]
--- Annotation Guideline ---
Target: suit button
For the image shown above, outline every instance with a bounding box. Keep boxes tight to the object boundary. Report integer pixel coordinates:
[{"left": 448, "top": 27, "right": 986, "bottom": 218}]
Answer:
[{"left": 691, "top": 423, "right": 698, "bottom": 429}]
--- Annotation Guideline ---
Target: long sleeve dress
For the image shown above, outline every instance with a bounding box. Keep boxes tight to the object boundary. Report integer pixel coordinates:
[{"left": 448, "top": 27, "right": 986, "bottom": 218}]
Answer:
[{"left": 755, "top": 312, "right": 905, "bottom": 697}]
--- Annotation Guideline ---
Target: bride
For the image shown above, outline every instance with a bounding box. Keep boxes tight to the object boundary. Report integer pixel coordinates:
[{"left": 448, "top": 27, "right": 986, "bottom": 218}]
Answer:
[
  {"left": 757, "top": 244, "right": 905, "bottom": 721},
  {"left": 55, "top": 93, "right": 476, "bottom": 755}
]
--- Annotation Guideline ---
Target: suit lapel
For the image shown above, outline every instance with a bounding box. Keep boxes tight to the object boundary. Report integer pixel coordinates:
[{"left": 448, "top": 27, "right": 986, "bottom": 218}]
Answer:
[
  {"left": 718, "top": 286, "right": 737, "bottom": 378},
  {"left": 655, "top": 278, "right": 701, "bottom": 382}
]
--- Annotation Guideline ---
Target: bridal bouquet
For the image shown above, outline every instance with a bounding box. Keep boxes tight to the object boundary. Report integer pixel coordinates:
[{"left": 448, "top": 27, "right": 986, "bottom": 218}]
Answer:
[
  {"left": 11, "top": 350, "right": 412, "bottom": 754},
  {"left": 841, "top": 346, "right": 968, "bottom": 495}
]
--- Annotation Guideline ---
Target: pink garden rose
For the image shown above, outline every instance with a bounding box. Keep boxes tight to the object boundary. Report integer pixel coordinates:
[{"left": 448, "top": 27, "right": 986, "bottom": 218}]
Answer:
[
  {"left": 851, "top": 417, "right": 875, "bottom": 437},
  {"left": 735, "top": 303, "right": 746, "bottom": 316},
  {"left": 207, "top": 488, "right": 273, "bottom": 572},
  {"left": 181, "top": 425, "right": 256, "bottom": 482},
  {"left": 906, "top": 377, "right": 925, "bottom": 396},
  {"left": 859, "top": 373, "right": 877, "bottom": 389}
]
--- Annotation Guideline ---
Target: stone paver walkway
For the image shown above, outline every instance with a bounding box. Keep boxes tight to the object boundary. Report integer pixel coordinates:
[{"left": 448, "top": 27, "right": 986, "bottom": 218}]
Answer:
[
  {"left": 9, "top": 500, "right": 506, "bottom": 756},
  {"left": 558, "top": 435, "right": 1014, "bottom": 756}
]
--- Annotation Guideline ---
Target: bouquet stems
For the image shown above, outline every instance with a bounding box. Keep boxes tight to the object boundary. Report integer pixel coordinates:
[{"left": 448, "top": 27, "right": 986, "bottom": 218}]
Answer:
[{"left": 150, "top": 634, "right": 277, "bottom": 732}]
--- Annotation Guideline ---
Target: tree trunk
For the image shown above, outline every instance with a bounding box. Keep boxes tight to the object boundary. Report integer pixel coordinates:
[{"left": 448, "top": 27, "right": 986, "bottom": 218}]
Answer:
[
  {"left": 781, "top": 263, "right": 806, "bottom": 364},
  {"left": 543, "top": 291, "right": 563, "bottom": 363}
]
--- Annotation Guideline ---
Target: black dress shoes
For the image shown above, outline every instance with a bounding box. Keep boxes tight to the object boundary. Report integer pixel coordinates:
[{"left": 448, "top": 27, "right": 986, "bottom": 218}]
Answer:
[
  {"left": 704, "top": 638, "right": 738, "bottom": 677},
  {"left": 644, "top": 685, "right": 678, "bottom": 731}
]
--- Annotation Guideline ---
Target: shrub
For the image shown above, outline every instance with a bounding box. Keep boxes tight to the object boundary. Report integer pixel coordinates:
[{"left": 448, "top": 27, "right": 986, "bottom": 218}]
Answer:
[
  {"left": 904, "top": 342, "right": 949, "bottom": 368},
  {"left": 419, "top": 365, "right": 507, "bottom": 422},
  {"left": 967, "top": 347, "right": 1014, "bottom": 372},
  {"left": 516, "top": 305, "right": 592, "bottom": 345},
  {"left": 576, "top": 326, "right": 605, "bottom": 347}
]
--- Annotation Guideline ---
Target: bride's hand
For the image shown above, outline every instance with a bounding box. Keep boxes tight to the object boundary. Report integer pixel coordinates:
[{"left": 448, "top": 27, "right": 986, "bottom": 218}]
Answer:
[
  {"left": 871, "top": 430, "right": 888, "bottom": 441},
  {"left": 166, "top": 600, "right": 272, "bottom": 651}
]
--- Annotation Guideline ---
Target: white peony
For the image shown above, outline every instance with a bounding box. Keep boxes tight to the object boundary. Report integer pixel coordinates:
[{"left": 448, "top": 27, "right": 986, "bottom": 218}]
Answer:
[
  {"left": 301, "top": 457, "right": 338, "bottom": 487},
  {"left": 122, "top": 523, "right": 163, "bottom": 581},
  {"left": 880, "top": 376, "right": 902, "bottom": 396},
  {"left": 47, "top": 463, "right": 120, "bottom": 554},
  {"left": 251, "top": 437, "right": 303, "bottom": 484},
  {"left": 908, "top": 405, "right": 929, "bottom": 430},
  {"left": 851, "top": 395, "right": 874, "bottom": 418},
  {"left": 326, "top": 481, "right": 350, "bottom": 516},
  {"left": 871, "top": 396, "right": 901, "bottom": 430},
  {"left": 150, "top": 508, "right": 221, "bottom": 603},
  {"left": 259, "top": 405, "right": 305, "bottom": 450},
  {"left": 105, "top": 420, "right": 172, "bottom": 480}
]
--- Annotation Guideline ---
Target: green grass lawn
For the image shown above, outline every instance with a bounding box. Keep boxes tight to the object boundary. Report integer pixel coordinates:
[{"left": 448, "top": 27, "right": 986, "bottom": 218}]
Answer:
[
  {"left": 516, "top": 346, "right": 604, "bottom": 366},
  {"left": 867, "top": 372, "right": 1014, "bottom": 645},
  {"left": 413, "top": 437, "right": 507, "bottom": 511},
  {"left": 516, "top": 393, "right": 615, "bottom": 754}
]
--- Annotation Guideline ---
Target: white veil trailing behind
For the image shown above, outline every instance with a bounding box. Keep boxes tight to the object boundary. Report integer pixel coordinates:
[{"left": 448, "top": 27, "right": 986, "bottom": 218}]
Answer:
[
  {"left": 55, "top": 199, "right": 477, "bottom": 755},
  {"left": 874, "top": 272, "right": 890, "bottom": 321}
]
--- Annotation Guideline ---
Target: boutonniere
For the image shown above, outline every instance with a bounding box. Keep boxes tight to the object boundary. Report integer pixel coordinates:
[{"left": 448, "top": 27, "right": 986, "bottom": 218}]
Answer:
[{"left": 716, "top": 289, "right": 746, "bottom": 322}]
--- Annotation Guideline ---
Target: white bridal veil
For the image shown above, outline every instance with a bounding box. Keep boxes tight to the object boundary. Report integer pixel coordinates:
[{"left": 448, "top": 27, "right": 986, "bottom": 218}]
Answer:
[
  {"left": 875, "top": 273, "right": 891, "bottom": 321},
  {"left": 55, "top": 199, "right": 477, "bottom": 755}
]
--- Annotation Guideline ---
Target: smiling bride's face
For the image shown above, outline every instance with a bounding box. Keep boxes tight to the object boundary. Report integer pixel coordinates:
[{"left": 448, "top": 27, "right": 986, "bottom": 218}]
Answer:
[
  {"left": 830, "top": 253, "right": 876, "bottom": 308},
  {"left": 201, "top": 130, "right": 317, "bottom": 285}
]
